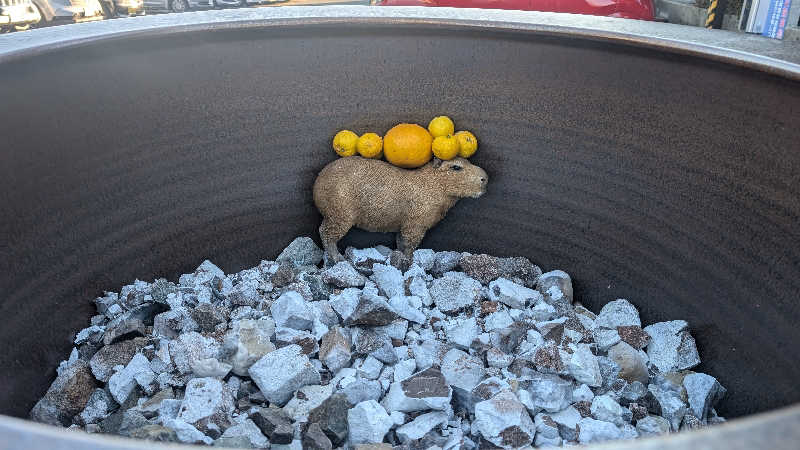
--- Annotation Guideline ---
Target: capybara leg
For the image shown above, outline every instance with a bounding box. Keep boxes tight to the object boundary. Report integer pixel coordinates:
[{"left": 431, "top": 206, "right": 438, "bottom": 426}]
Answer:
[
  {"left": 319, "top": 218, "right": 350, "bottom": 264},
  {"left": 398, "top": 226, "right": 426, "bottom": 259}
]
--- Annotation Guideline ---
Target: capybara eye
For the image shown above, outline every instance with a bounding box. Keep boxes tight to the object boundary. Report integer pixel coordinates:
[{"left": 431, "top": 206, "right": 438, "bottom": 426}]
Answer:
[{"left": 451, "top": 165, "right": 463, "bottom": 171}]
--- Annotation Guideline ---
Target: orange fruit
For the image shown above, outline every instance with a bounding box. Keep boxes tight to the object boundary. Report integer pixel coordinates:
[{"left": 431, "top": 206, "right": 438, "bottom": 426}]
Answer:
[
  {"left": 383, "top": 123, "right": 433, "bottom": 169},
  {"left": 332, "top": 130, "right": 358, "bottom": 157},
  {"left": 356, "top": 133, "right": 383, "bottom": 158},
  {"left": 455, "top": 130, "right": 478, "bottom": 158},
  {"left": 432, "top": 135, "right": 460, "bottom": 160},
  {"left": 428, "top": 116, "right": 455, "bottom": 138}
]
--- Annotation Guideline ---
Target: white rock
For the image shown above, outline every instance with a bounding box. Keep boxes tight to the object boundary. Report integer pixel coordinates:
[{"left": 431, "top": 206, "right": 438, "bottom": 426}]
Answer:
[
  {"left": 219, "top": 418, "right": 269, "bottom": 448},
  {"left": 248, "top": 344, "right": 321, "bottom": 406},
  {"left": 321, "top": 261, "right": 367, "bottom": 288},
  {"left": 595, "top": 299, "right": 641, "bottom": 329},
  {"left": 108, "top": 354, "right": 154, "bottom": 404},
  {"left": 329, "top": 288, "right": 361, "bottom": 322},
  {"left": 190, "top": 358, "right": 232, "bottom": 378},
  {"left": 572, "top": 384, "right": 595, "bottom": 403},
  {"left": 356, "top": 356, "right": 384, "bottom": 380},
  {"left": 550, "top": 406, "right": 582, "bottom": 432},
  {"left": 390, "top": 411, "right": 406, "bottom": 427},
  {"left": 441, "top": 349, "right": 486, "bottom": 392},
  {"left": 486, "top": 348, "right": 514, "bottom": 368},
  {"left": 389, "top": 295, "right": 427, "bottom": 323},
  {"left": 530, "top": 302, "right": 557, "bottom": 322},
  {"left": 564, "top": 343, "right": 602, "bottom": 387},
  {"left": 444, "top": 316, "right": 481, "bottom": 350},
  {"left": 383, "top": 368, "right": 452, "bottom": 412},
  {"left": 593, "top": 328, "right": 622, "bottom": 352},
  {"left": 347, "top": 400, "right": 393, "bottom": 444},
  {"left": 282, "top": 384, "right": 333, "bottom": 422},
  {"left": 577, "top": 418, "right": 623, "bottom": 444},
  {"left": 412, "top": 249, "right": 436, "bottom": 271},
  {"left": 591, "top": 394, "right": 626, "bottom": 426},
  {"left": 270, "top": 291, "right": 314, "bottom": 331},
  {"left": 474, "top": 391, "right": 536, "bottom": 448},
  {"left": 484, "top": 310, "right": 514, "bottom": 331},
  {"left": 524, "top": 373, "right": 573, "bottom": 413},
  {"left": 487, "top": 278, "right": 541, "bottom": 309},
  {"left": 162, "top": 418, "right": 213, "bottom": 445},
  {"left": 370, "top": 264, "right": 405, "bottom": 299},
  {"left": 683, "top": 372, "right": 727, "bottom": 421},
  {"left": 396, "top": 411, "right": 449, "bottom": 442},
  {"left": 608, "top": 341, "right": 649, "bottom": 384},
  {"left": 178, "top": 377, "right": 232, "bottom": 424},
  {"left": 410, "top": 340, "right": 448, "bottom": 371},
  {"left": 644, "top": 320, "right": 701, "bottom": 372},
  {"left": 169, "top": 332, "right": 221, "bottom": 375},
  {"left": 394, "top": 358, "right": 417, "bottom": 382},
  {"left": 225, "top": 319, "right": 276, "bottom": 376},
  {"left": 429, "top": 273, "right": 483, "bottom": 314}
]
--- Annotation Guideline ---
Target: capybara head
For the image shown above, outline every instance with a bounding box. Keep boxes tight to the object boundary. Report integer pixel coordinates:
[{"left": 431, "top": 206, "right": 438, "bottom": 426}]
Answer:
[{"left": 429, "top": 157, "right": 488, "bottom": 198}]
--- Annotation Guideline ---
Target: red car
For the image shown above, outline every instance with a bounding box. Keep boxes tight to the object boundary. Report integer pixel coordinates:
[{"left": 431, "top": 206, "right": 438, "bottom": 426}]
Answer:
[{"left": 375, "top": 0, "right": 655, "bottom": 21}]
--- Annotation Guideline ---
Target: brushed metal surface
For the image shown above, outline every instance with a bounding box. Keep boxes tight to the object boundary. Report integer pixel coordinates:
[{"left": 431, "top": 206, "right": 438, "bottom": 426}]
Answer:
[{"left": 0, "top": 8, "right": 798, "bottom": 445}]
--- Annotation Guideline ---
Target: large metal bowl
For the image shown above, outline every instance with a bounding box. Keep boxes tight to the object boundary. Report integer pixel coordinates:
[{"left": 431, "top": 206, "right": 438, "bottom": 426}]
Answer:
[{"left": 1, "top": 6, "right": 799, "bottom": 449}]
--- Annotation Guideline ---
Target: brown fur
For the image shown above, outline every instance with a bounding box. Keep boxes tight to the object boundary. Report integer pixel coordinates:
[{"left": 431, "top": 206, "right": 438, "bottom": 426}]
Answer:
[{"left": 313, "top": 156, "right": 488, "bottom": 261}]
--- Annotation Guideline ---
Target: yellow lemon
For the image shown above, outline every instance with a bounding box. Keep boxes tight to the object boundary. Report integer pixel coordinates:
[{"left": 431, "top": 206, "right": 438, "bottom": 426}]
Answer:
[
  {"left": 356, "top": 133, "right": 383, "bottom": 159},
  {"left": 432, "top": 135, "right": 460, "bottom": 160},
  {"left": 455, "top": 130, "right": 478, "bottom": 158},
  {"left": 383, "top": 123, "right": 433, "bottom": 169},
  {"left": 332, "top": 130, "right": 358, "bottom": 157},
  {"left": 428, "top": 116, "right": 455, "bottom": 138}
]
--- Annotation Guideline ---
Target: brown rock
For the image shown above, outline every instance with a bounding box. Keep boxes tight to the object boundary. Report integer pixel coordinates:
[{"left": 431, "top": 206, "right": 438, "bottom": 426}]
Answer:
[
  {"left": 30, "top": 360, "right": 99, "bottom": 426},
  {"left": 480, "top": 301, "right": 499, "bottom": 316},
  {"left": 89, "top": 337, "right": 147, "bottom": 382},
  {"left": 617, "top": 325, "right": 650, "bottom": 349}
]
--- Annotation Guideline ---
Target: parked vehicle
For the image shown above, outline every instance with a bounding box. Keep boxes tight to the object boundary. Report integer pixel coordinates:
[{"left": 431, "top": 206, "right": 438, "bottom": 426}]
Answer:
[
  {"left": 214, "top": 0, "right": 264, "bottom": 8},
  {"left": 31, "top": 0, "right": 104, "bottom": 25},
  {"left": 97, "top": 0, "right": 144, "bottom": 17},
  {"left": 142, "top": 0, "right": 212, "bottom": 13},
  {"left": 374, "top": 0, "right": 655, "bottom": 21},
  {"left": 1, "top": 0, "right": 41, "bottom": 31}
]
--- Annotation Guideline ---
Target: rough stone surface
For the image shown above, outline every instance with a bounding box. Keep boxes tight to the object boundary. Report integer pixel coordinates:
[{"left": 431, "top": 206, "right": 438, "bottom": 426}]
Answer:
[
  {"left": 383, "top": 368, "right": 452, "bottom": 412},
  {"left": 577, "top": 417, "right": 623, "bottom": 443},
  {"left": 250, "top": 407, "right": 294, "bottom": 444},
  {"left": 89, "top": 338, "right": 145, "bottom": 382},
  {"left": 322, "top": 261, "right": 367, "bottom": 288},
  {"left": 344, "top": 291, "right": 399, "bottom": 327},
  {"left": 271, "top": 291, "right": 315, "bottom": 331},
  {"left": 429, "top": 272, "right": 483, "bottom": 314},
  {"left": 178, "top": 377, "right": 231, "bottom": 424},
  {"left": 644, "top": 320, "right": 701, "bottom": 372},
  {"left": 248, "top": 344, "right": 321, "bottom": 406},
  {"left": 396, "top": 411, "right": 449, "bottom": 443},
  {"left": 307, "top": 393, "right": 352, "bottom": 446},
  {"left": 474, "top": 391, "right": 536, "bottom": 449},
  {"left": 608, "top": 341, "right": 649, "bottom": 384},
  {"left": 523, "top": 373, "right": 573, "bottom": 413},
  {"left": 440, "top": 349, "right": 486, "bottom": 393},
  {"left": 224, "top": 318, "right": 276, "bottom": 376},
  {"left": 347, "top": 400, "right": 393, "bottom": 444},
  {"left": 277, "top": 237, "right": 323, "bottom": 267},
  {"left": 30, "top": 360, "right": 98, "bottom": 426},
  {"left": 283, "top": 384, "right": 333, "bottom": 422},
  {"left": 370, "top": 264, "right": 405, "bottom": 299},
  {"left": 487, "top": 278, "right": 541, "bottom": 309},
  {"left": 683, "top": 372, "right": 726, "bottom": 421},
  {"left": 303, "top": 422, "right": 333, "bottom": 450},
  {"left": 637, "top": 415, "right": 671, "bottom": 435},
  {"left": 319, "top": 327, "right": 352, "bottom": 373}
]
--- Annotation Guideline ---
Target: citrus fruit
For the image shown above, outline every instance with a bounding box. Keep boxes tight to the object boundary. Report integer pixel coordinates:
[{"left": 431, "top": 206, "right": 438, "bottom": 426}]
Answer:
[
  {"left": 356, "top": 133, "right": 383, "bottom": 159},
  {"left": 383, "top": 123, "right": 433, "bottom": 169},
  {"left": 332, "top": 130, "right": 358, "bottom": 157},
  {"left": 428, "top": 116, "right": 455, "bottom": 138},
  {"left": 454, "top": 130, "right": 478, "bottom": 158},
  {"left": 432, "top": 135, "right": 460, "bottom": 160}
]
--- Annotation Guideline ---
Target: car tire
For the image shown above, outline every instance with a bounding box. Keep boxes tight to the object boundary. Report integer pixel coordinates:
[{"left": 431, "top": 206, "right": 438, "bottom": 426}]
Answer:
[{"left": 170, "top": 0, "right": 189, "bottom": 12}]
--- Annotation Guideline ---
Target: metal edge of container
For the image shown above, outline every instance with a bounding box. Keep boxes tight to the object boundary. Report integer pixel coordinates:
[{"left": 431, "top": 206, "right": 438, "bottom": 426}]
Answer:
[{"left": 1, "top": 5, "right": 799, "bottom": 449}]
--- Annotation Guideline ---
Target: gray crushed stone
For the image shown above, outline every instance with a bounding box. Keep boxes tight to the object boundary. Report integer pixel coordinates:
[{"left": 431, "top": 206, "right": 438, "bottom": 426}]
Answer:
[{"left": 33, "top": 237, "right": 726, "bottom": 447}]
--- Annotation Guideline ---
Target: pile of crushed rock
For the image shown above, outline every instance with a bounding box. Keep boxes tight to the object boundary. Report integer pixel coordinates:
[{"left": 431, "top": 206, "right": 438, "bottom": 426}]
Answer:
[{"left": 31, "top": 237, "right": 727, "bottom": 449}]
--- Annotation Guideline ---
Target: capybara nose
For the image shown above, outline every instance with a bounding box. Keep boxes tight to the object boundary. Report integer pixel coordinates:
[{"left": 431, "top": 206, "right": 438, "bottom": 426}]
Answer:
[{"left": 480, "top": 177, "right": 486, "bottom": 183}]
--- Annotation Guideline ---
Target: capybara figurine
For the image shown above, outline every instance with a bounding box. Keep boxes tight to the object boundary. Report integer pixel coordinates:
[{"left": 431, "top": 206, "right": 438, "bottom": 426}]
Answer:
[{"left": 313, "top": 156, "right": 488, "bottom": 262}]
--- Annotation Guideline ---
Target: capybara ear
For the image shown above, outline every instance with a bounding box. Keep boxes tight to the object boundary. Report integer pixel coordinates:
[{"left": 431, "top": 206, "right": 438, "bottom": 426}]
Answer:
[{"left": 432, "top": 158, "right": 443, "bottom": 168}]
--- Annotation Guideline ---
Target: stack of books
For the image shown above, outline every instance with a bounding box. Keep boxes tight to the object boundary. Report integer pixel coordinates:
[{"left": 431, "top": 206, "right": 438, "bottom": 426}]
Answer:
[{"left": 739, "top": 0, "right": 794, "bottom": 38}]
